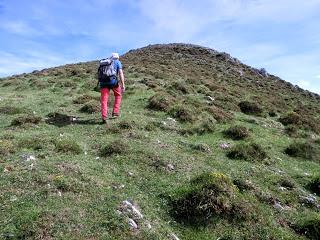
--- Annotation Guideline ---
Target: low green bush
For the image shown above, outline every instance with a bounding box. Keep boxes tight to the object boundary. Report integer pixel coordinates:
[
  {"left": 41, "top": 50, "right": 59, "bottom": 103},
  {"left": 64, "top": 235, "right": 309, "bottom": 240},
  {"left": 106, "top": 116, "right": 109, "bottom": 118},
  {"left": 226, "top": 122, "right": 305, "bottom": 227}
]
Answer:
[
  {"left": 227, "top": 143, "right": 267, "bottom": 161},
  {"left": 147, "top": 93, "right": 174, "bottom": 112},
  {"left": 238, "top": 101, "right": 263, "bottom": 115},
  {"left": 307, "top": 175, "right": 320, "bottom": 195},
  {"left": 79, "top": 101, "right": 99, "bottom": 114},
  {"left": 284, "top": 142, "right": 319, "bottom": 162},
  {"left": 170, "top": 172, "right": 250, "bottom": 225},
  {"left": 11, "top": 115, "right": 42, "bottom": 126},
  {"left": 100, "top": 140, "right": 128, "bottom": 156},
  {"left": 54, "top": 139, "right": 82, "bottom": 154},
  {"left": 293, "top": 214, "right": 320, "bottom": 240},
  {"left": 0, "top": 139, "right": 15, "bottom": 156},
  {"left": 224, "top": 125, "right": 249, "bottom": 140}
]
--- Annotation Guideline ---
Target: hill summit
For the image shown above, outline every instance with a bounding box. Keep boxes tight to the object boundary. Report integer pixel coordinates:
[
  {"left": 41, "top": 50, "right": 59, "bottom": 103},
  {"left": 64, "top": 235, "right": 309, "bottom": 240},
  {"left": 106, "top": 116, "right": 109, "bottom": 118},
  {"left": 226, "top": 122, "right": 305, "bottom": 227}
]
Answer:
[{"left": 0, "top": 43, "right": 319, "bottom": 240}]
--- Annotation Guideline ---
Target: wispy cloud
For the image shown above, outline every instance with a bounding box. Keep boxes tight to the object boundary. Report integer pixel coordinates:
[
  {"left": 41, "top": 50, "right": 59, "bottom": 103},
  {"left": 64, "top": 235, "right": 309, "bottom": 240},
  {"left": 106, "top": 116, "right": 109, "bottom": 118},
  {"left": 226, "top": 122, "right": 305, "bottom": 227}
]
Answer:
[{"left": 0, "top": 0, "right": 320, "bottom": 94}]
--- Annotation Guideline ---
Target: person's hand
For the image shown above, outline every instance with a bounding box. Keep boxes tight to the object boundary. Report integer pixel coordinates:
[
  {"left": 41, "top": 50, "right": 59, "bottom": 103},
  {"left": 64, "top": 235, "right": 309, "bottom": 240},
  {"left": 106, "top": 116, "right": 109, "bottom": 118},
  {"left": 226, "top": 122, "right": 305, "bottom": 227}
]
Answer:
[{"left": 121, "top": 86, "right": 125, "bottom": 94}]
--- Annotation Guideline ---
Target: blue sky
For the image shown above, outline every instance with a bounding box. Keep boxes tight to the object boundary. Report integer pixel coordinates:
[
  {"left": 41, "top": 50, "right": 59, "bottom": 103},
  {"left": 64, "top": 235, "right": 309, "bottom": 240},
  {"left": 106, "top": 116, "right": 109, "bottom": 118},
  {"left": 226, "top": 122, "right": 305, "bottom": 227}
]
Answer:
[{"left": 0, "top": 0, "right": 320, "bottom": 94}]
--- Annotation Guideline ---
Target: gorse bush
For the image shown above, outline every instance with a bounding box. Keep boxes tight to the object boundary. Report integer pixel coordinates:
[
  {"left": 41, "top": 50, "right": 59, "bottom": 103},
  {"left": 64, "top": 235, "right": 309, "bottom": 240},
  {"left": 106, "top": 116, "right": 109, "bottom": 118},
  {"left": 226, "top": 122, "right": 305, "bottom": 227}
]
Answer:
[
  {"left": 227, "top": 143, "right": 267, "bottom": 161},
  {"left": 279, "top": 112, "right": 301, "bottom": 126},
  {"left": 170, "top": 172, "right": 250, "bottom": 225},
  {"left": 73, "top": 94, "right": 99, "bottom": 104},
  {"left": 147, "top": 93, "right": 174, "bottom": 112},
  {"left": 54, "top": 139, "right": 82, "bottom": 154},
  {"left": 169, "top": 105, "right": 195, "bottom": 122},
  {"left": 238, "top": 101, "right": 263, "bottom": 115},
  {"left": 0, "top": 106, "right": 25, "bottom": 115},
  {"left": 307, "top": 176, "right": 320, "bottom": 195},
  {"left": 224, "top": 125, "right": 249, "bottom": 140},
  {"left": 11, "top": 114, "right": 42, "bottom": 126},
  {"left": 79, "top": 101, "right": 100, "bottom": 114},
  {"left": 100, "top": 139, "right": 128, "bottom": 156},
  {"left": 0, "top": 140, "right": 15, "bottom": 156},
  {"left": 293, "top": 214, "right": 320, "bottom": 240},
  {"left": 284, "top": 142, "right": 319, "bottom": 162}
]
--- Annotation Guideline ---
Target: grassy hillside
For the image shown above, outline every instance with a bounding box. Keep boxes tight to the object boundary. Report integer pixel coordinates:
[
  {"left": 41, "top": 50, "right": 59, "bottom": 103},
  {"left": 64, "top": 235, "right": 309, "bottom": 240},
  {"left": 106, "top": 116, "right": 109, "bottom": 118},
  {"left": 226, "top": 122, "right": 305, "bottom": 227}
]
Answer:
[{"left": 0, "top": 43, "right": 319, "bottom": 240}]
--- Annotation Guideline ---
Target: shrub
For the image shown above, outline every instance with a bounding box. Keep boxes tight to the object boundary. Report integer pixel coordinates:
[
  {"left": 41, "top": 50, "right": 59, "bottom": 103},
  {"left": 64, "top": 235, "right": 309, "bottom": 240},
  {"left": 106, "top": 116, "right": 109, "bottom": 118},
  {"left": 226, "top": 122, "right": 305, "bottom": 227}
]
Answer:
[
  {"left": 79, "top": 101, "right": 99, "bottom": 113},
  {"left": 278, "top": 178, "right": 295, "bottom": 190},
  {"left": 227, "top": 143, "right": 267, "bottom": 161},
  {"left": 118, "top": 120, "right": 135, "bottom": 130},
  {"left": 224, "top": 125, "right": 249, "bottom": 140},
  {"left": 11, "top": 115, "right": 42, "bottom": 126},
  {"left": 307, "top": 176, "right": 320, "bottom": 195},
  {"left": 189, "top": 143, "right": 211, "bottom": 153},
  {"left": 293, "top": 214, "right": 320, "bottom": 240},
  {"left": 284, "top": 125, "right": 299, "bottom": 137},
  {"left": 170, "top": 172, "right": 248, "bottom": 225},
  {"left": 238, "top": 101, "right": 263, "bottom": 115},
  {"left": 100, "top": 140, "right": 128, "bottom": 156},
  {"left": 18, "top": 138, "right": 47, "bottom": 150},
  {"left": 73, "top": 94, "right": 99, "bottom": 104},
  {"left": 0, "top": 140, "right": 15, "bottom": 156},
  {"left": 279, "top": 112, "right": 301, "bottom": 126},
  {"left": 268, "top": 111, "right": 277, "bottom": 117},
  {"left": 55, "top": 139, "right": 82, "bottom": 154},
  {"left": 182, "top": 117, "right": 215, "bottom": 135},
  {"left": 171, "top": 81, "right": 189, "bottom": 94},
  {"left": 206, "top": 106, "right": 233, "bottom": 123},
  {"left": 284, "top": 142, "right": 319, "bottom": 161},
  {"left": 169, "top": 105, "right": 195, "bottom": 122},
  {"left": 0, "top": 106, "right": 24, "bottom": 115},
  {"left": 147, "top": 93, "right": 174, "bottom": 112}
]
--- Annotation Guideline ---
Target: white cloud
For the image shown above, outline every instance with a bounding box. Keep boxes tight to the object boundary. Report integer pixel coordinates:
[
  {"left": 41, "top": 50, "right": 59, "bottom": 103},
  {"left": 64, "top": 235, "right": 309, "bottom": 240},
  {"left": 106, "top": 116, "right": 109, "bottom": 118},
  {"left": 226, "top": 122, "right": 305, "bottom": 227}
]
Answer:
[
  {"left": 316, "top": 75, "right": 320, "bottom": 79},
  {"left": 0, "top": 50, "right": 71, "bottom": 77},
  {"left": 0, "top": 21, "right": 41, "bottom": 36}
]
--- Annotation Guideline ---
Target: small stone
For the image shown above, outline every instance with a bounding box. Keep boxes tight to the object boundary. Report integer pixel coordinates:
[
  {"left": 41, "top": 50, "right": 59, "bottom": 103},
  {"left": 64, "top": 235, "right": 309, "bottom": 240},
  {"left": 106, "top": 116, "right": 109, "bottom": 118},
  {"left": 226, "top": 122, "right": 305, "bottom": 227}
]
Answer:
[
  {"left": 145, "top": 221, "right": 152, "bottom": 229},
  {"left": 128, "top": 172, "right": 134, "bottom": 176},
  {"left": 279, "top": 186, "right": 286, "bottom": 191},
  {"left": 132, "top": 206, "right": 143, "bottom": 219},
  {"left": 169, "top": 233, "right": 180, "bottom": 240},
  {"left": 10, "top": 196, "right": 17, "bottom": 202},
  {"left": 58, "top": 191, "right": 62, "bottom": 197},
  {"left": 206, "top": 96, "right": 215, "bottom": 101},
  {"left": 219, "top": 143, "right": 231, "bottom": 149},
  {"left": 95, "top": 157, "right": 100, "bottom": 160},
  {"left": 84, "top": 151, "right": 87, "bottom": 155},
  {"left": 128, "top": 218, "right": 138, "bottom": 229},
  {"left": 166, "top": 164, "right": 175, "bottom": 171}
]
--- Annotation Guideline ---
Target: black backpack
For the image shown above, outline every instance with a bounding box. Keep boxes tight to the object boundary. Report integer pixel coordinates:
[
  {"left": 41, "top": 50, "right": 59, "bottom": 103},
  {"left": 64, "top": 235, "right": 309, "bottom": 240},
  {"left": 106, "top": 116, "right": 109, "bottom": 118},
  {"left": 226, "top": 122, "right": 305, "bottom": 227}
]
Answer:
[{"left": 98, "top": 58, "right": 117, "bottom": 82}]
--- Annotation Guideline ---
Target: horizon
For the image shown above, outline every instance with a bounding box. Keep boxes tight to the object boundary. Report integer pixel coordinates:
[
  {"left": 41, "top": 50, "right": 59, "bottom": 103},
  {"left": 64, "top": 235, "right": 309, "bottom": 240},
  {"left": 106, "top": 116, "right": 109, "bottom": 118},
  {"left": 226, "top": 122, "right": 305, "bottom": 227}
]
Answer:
[{"left": 1, "top": 0, "right": 320, "bottom": 94}]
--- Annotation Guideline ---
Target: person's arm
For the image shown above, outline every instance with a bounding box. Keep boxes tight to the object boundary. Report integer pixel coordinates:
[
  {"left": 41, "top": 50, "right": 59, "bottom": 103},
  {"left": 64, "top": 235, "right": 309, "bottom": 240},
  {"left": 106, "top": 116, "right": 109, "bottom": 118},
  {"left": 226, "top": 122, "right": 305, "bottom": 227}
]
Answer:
[{"left": 119, "top": 68, "right": 125, "bottom": 92}]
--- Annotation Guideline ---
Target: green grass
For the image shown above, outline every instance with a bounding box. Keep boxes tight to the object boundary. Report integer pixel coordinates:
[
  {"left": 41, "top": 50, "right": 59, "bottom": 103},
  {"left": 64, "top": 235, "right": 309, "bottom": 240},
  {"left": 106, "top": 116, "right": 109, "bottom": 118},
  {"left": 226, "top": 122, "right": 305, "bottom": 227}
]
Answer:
[{"left": 0, "top": 44, "right": 319, "bottom": 239}]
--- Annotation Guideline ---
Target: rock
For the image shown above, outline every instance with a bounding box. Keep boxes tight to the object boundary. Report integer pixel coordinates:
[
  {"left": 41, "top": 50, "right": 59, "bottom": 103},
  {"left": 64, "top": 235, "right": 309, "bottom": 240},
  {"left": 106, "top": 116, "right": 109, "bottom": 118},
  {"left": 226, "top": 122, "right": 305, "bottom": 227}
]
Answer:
[
  {"left": 21, "top": 154, "right": 36, "bottom": 162},
  {"left": 279, "top": 186, "right": 286, "bottom": 191},
  {"left": 132, "top": 206, "right": 143, "bottom": 219},
  {"left": 300, "top": 194, "right": 318, "bottom": 206},
  {"left": 127, "top": 171, "right": 134, "bottom": 176},
  {"left": 206, "top": 96, "right": 215, "bottom": 101},
  {"left": 145, "top": 221, "right": 152, "bottom": 229},
  {"left": 219, "top": 142, "right": 231, "bottom": 149},
  {"left": 273, "top": 201, "right": 290, "bottom": 211},
  {"left": 166, "top": 164, "right": 175, "bottom": 171},
  {"left": 169, "top": 233, "right": 180, "bottom": 240},
  {"left": 128, "top": 218, "right": 138, "bottom": 229}
]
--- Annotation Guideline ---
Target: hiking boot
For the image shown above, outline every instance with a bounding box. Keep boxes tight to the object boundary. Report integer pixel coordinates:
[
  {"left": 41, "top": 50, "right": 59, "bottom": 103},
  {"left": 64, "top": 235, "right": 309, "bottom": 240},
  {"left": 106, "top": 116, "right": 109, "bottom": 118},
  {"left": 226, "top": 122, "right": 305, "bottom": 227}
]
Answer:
[
  {"left": 112, "top": 113, "right": 120, "bottom": 118},
  {"left": 100, "top": 119, "right": 106, "bottom": 124}
]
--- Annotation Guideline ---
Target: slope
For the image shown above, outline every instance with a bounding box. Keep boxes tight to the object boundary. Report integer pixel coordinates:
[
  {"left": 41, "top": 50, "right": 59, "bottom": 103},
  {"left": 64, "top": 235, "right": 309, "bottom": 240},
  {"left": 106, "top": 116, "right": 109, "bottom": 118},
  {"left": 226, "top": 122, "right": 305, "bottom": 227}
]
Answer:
[{"left": 0, "top": 43, "right": 319, "bottom": 240}]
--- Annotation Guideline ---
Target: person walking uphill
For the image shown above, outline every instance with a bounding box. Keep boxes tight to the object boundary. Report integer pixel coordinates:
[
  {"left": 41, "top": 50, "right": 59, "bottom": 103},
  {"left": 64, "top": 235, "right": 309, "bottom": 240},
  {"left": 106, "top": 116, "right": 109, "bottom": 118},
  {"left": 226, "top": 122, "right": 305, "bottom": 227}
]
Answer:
[{"left": 97, "top": 53, "right": 125, "bottom": 123}]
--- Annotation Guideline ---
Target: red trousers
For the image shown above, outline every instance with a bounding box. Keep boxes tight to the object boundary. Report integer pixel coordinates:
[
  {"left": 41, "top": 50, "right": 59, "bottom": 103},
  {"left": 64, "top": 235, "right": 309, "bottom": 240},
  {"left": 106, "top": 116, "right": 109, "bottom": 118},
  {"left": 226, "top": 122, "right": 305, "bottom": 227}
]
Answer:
[{"left": 100, "top": 86, "right": 122, "bottom": 120}]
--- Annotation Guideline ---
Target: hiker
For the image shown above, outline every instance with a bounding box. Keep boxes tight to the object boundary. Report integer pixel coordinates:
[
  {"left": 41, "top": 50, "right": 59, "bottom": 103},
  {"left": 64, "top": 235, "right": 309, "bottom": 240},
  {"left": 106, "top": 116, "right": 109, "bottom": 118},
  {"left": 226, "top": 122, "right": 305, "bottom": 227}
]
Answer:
[{"left": 97, "top": 53, "right": 125, "bottom": 123}]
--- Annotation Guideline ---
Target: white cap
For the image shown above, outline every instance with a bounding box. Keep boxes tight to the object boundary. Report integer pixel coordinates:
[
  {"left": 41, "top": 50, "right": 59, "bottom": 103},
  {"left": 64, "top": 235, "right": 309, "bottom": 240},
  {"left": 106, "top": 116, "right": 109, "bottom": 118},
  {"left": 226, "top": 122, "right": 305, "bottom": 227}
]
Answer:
[{"left": 111, "top": 53, "right": 119, "bottom": 59}]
